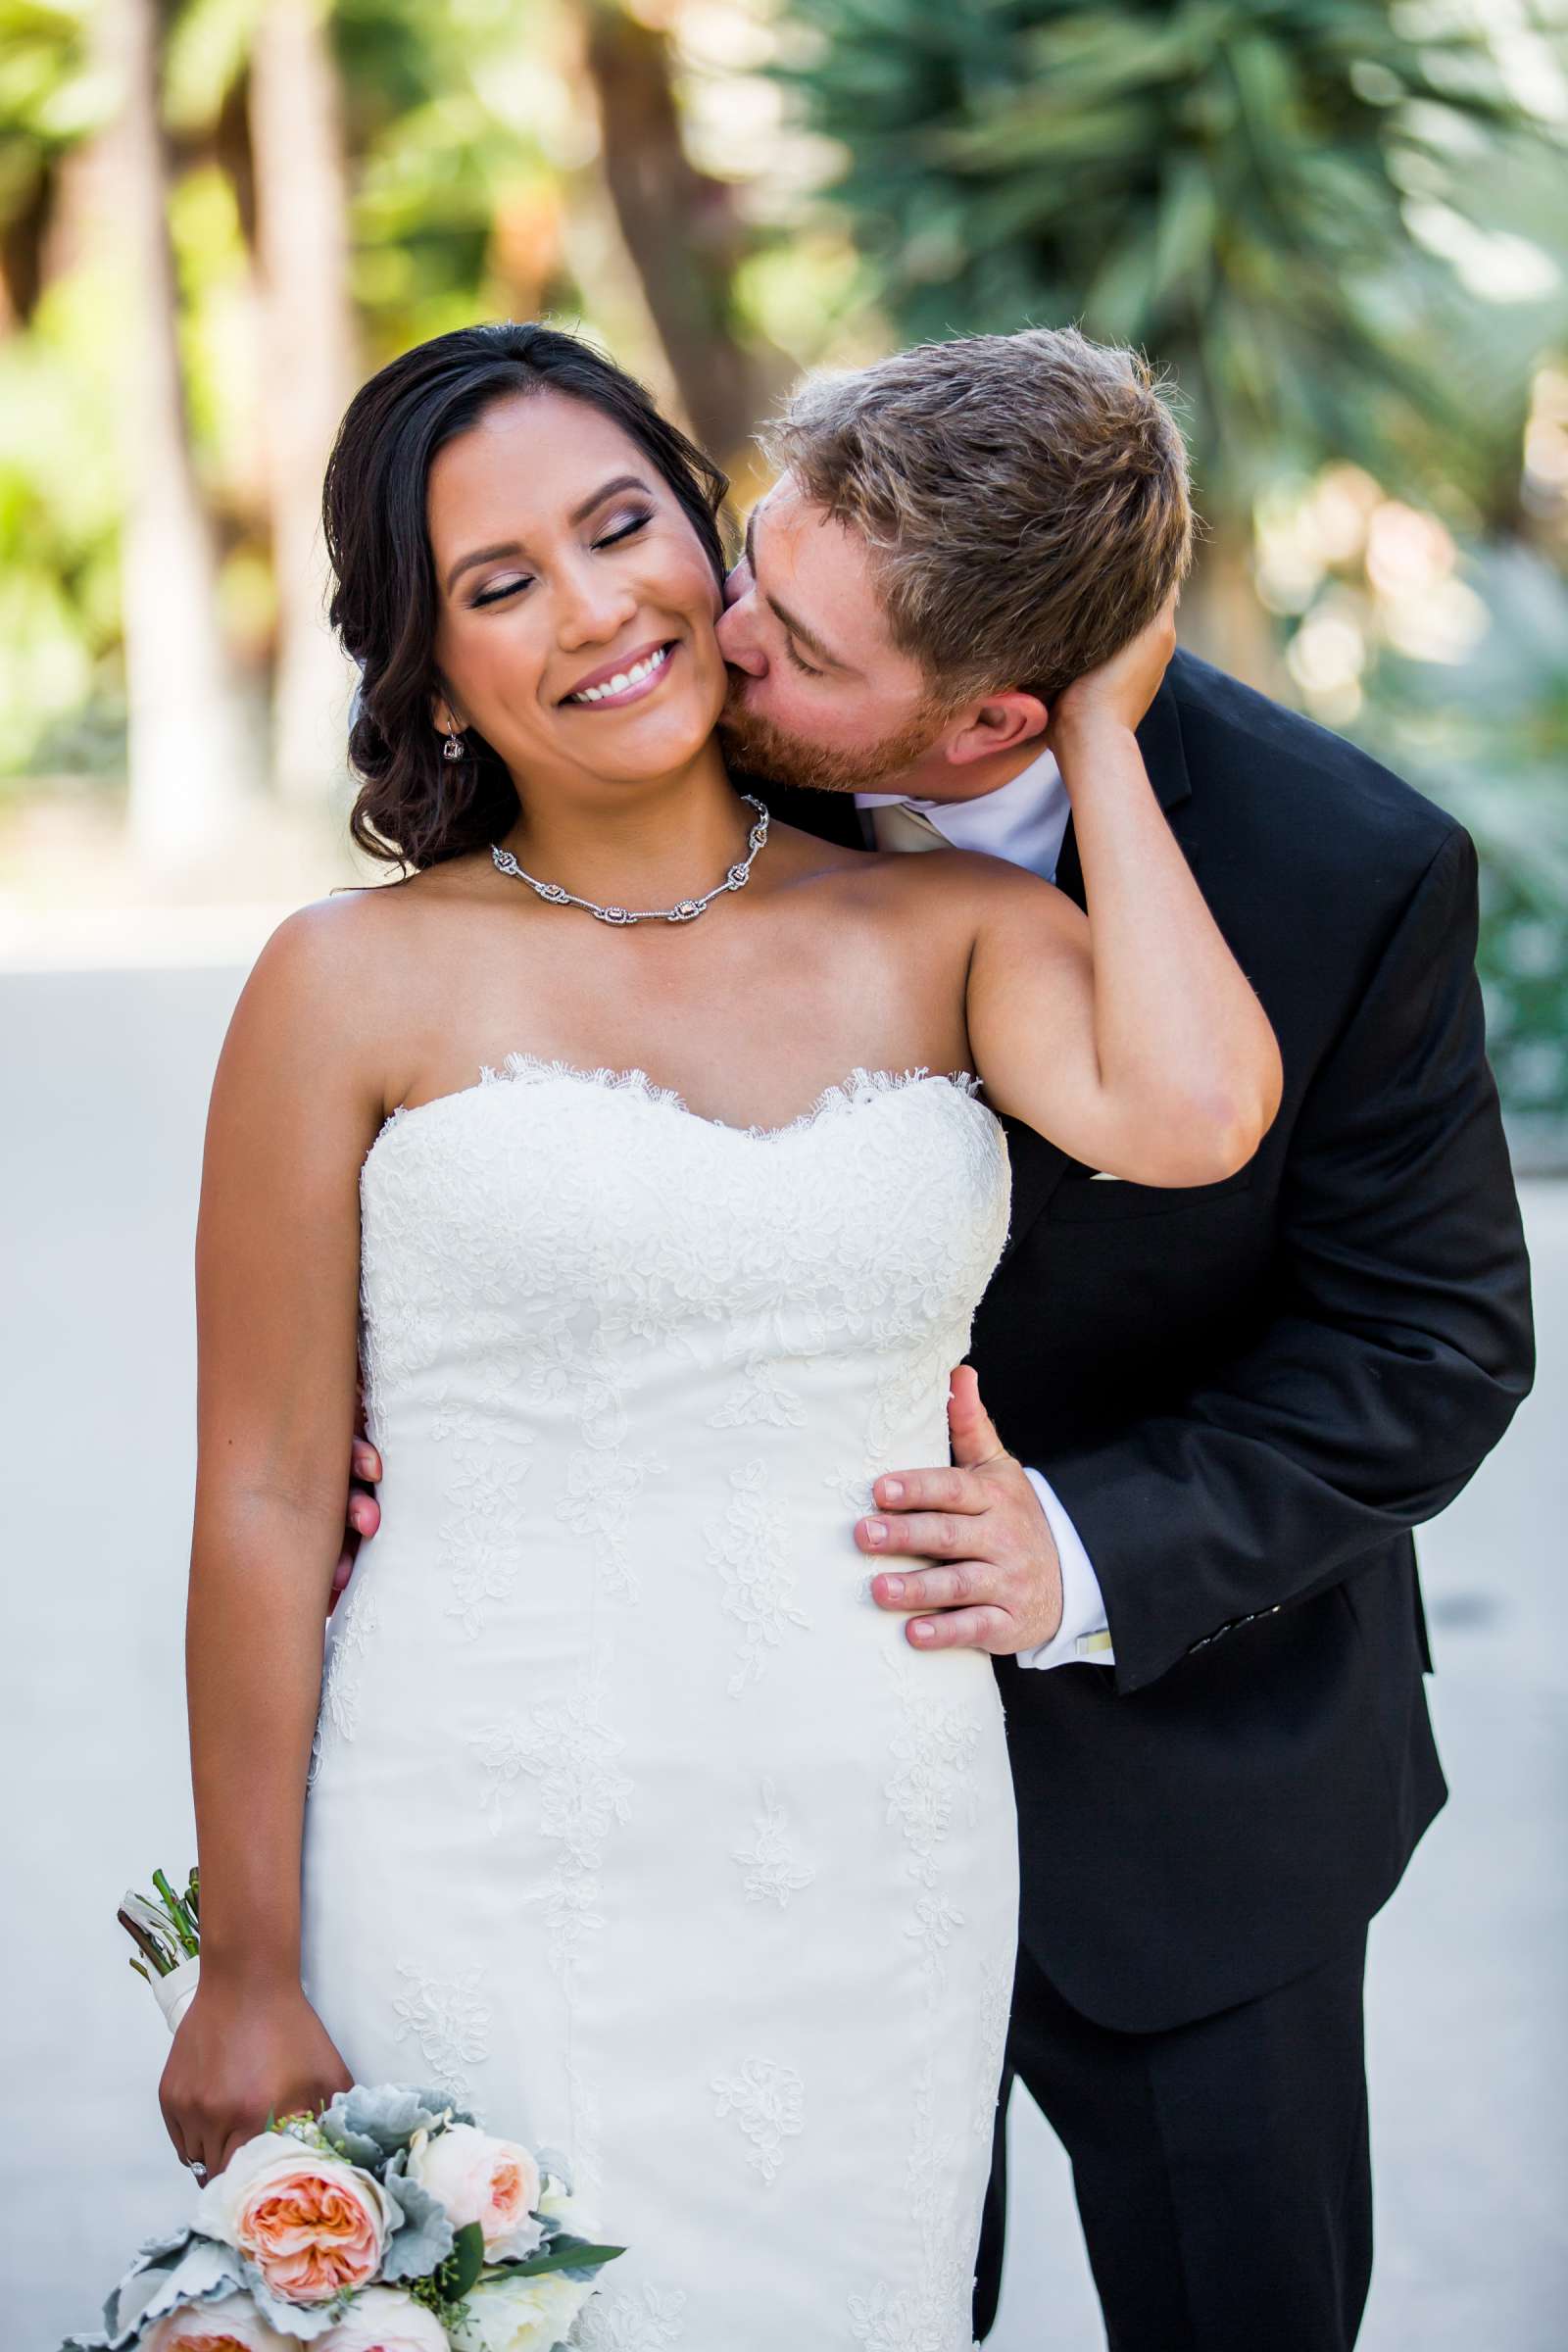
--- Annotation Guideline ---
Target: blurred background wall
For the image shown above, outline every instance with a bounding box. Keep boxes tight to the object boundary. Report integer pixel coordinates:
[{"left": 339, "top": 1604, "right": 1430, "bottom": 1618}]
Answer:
[{"left": 2, "top": 3, "right": 1565, "bottom": 2345}]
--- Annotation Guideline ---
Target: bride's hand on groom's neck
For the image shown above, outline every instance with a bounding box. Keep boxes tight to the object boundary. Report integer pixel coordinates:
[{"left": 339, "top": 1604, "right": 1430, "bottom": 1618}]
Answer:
[{"left": 1045, "top": 590, "right": 1178, "bottom": 771}]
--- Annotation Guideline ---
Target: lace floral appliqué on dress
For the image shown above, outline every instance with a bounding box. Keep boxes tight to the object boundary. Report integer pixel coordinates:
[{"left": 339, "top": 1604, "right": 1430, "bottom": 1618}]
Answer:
[
  {"left": 389, "top": 1961, "right": 491, "bottom": 2104},
  {"left": 732, "top": 1777, "right": 816, "bottom": 1908}
]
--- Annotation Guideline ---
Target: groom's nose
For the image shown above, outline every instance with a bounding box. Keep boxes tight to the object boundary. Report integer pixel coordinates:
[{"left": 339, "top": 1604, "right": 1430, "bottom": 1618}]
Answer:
[{"left": 714, "top": 590, "right": 767, "bottom": 676}]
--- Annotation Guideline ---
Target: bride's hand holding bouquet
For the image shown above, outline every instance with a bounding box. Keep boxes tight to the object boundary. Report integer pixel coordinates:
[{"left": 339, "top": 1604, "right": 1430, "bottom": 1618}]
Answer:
[
  {"left": 81, "top": 1869, "right": 624, "bottom": 2349},
  {"left": 161, "top": 1972, "right": 354, "bottom": 2186},
  {"left": 123, "top": 1861, "right": 354, "bottom": 2183}
]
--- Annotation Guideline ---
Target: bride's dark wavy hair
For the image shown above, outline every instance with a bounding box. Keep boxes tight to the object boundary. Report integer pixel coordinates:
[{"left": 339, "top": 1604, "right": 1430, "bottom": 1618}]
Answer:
[{"left": 322, "top": 320, "right": 732, "bottom": 870}]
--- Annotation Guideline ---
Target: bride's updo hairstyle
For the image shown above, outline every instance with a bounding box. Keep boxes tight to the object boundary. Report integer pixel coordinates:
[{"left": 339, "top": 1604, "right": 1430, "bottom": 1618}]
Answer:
[{"left": 322, "top": 320, "right": 730, "bottom": 869}]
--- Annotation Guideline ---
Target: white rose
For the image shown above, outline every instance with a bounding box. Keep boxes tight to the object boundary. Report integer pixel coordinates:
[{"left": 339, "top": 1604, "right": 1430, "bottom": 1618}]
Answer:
[
  {"left": 449, "top": 2271, "right": 596, "bottom": 2352},
  {"left": 406, "top": 2123, "right": 544, "bottom": 2260},
  {"left": 141, "top": 2289, "right": 295, "bottom": 2351},
  {"left": 316, "top": 2283, "right": 450, "bottom": 2352},
  {"left": 535, "top": 2180, "right": 583, "bottom": 2228}
]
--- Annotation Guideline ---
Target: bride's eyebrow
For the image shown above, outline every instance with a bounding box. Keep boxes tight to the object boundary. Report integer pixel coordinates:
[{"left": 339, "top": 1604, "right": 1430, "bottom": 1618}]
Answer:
[{"left": 444, "top": 473, "right": 656, "bottom": 595}]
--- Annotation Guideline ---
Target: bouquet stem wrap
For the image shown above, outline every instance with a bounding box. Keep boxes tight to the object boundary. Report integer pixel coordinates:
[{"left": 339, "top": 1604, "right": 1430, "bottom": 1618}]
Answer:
[{"left": 151, "top": 1954, "right": 201, "bottom": 2035}]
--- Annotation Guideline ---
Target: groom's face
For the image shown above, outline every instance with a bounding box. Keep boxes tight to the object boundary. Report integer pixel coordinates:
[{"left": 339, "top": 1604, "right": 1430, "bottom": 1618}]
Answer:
[{"left": 714, "top": 475, "right": 957, "bottom": 796}]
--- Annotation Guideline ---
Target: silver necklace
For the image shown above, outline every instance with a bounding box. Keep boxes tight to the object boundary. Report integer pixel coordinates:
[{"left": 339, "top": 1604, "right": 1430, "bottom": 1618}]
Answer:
[{"left": 490, "top": 793, "right": 770, "bottom": 926}]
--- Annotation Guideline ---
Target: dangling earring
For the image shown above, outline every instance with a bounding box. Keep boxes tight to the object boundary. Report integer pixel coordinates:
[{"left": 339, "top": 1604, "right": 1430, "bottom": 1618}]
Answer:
[{"left": 442, "top": 715, "right": 466, "bottom": 762}]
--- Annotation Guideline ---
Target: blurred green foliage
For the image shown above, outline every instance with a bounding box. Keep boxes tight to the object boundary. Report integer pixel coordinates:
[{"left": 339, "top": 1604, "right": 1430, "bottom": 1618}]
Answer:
[
  {"left": 0, "top": 0, "right": 582, "bottom": 780},
  {"left": 0, "top": 3, "right": 119, "bottom": 770},
  {"left": 1356, "top": 543, "right": 1568, "bottom": 1144},
  {"left": 776, "top": 0, "right": 1563, "bottom": 524},
  {"left": 0, "top": 0, "right": 1563, "bottom": 1132}
]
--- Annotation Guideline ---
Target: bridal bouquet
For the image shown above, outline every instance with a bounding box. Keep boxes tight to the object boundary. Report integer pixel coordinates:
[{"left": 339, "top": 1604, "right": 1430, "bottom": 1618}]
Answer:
[{"left": 66, "top": 1872, "right": 623, "bottom": 2352}]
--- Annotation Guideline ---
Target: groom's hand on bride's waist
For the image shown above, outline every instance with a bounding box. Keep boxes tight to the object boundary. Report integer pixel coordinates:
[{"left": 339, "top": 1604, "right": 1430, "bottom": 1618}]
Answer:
[
  {"left": 857, "top": 1365, "right": 1064, "bottom": 1654},
  {"left": 327, "top": 1369, "right": 1061, "bottom": 1653},
  {"left": 328, "top": 1427, "right": 383, "bottom": 1616}
]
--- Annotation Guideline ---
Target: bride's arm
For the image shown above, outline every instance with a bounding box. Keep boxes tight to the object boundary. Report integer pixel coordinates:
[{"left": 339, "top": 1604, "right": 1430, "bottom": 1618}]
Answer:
[
  {"left": 962, "top": 607, "right": 1282, "bottom": 1182},
  {"left": 160, "top": 897, "right": 386, "bottom": 2179}
]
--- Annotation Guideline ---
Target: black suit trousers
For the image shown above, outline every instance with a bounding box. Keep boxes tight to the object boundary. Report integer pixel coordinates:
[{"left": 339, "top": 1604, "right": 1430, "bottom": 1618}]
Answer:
[{"left": 973, "top": 1930, "right": 1373, "bottom": 2352}]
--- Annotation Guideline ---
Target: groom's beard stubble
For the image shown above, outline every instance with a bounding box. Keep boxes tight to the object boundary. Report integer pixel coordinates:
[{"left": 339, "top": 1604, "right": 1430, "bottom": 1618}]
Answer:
[{"left": 717, "top": 674, "right": 948, "bottom": 798}]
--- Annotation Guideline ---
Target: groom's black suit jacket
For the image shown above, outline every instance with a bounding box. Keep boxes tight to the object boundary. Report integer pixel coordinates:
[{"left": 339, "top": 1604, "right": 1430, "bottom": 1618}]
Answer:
[{"left": 750, "top": 650, "right": 1535, "bottom": 2034}]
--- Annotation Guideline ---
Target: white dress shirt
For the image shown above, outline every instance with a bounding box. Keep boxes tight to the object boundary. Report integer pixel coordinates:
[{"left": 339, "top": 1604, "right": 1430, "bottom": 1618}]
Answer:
[{"left": 857, "top": 747, "right": 1116, "bottom": 1669}]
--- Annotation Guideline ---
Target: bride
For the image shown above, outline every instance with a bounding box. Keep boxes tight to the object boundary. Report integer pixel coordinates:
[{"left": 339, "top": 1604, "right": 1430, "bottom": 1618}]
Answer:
[{"left": 159, "top": 320, "right": 1280, "bottom": 2348}]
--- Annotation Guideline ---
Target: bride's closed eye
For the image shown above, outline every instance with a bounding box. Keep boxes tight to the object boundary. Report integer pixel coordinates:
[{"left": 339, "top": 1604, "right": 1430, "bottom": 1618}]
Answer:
[
  {"left": 596, "top": 508, "right": 654, "bottom": 547},
  {"left": 468, "top": 509, "right": 654, "bottom": 608}
]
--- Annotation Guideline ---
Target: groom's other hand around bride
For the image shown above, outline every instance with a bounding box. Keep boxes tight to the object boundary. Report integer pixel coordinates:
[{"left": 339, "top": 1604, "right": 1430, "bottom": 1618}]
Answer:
[
  {"left": 858, "top": 1364, "right": 1063, "bottom": 1653},
  {"left": 328, "top": 1404, "right": 382, "bottom": 1616}
]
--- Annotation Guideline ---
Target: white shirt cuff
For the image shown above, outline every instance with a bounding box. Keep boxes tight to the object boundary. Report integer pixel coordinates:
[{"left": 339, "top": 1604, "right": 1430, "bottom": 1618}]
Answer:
[{"left": 1015, "top": 1467, "right": 1115, "bottom": 1668}]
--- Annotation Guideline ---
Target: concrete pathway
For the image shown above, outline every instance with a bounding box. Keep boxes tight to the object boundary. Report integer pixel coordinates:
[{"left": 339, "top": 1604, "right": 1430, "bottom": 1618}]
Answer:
[{"left": 4, "top": 966, "right": 1562, "bottom": 2348}]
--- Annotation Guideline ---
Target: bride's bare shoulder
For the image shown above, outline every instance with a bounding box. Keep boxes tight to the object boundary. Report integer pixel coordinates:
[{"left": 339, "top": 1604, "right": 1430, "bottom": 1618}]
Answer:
[
  {"left": 253, "top": 850, "right": 491, "bottom": 978},
  {"left": 808, "top": 829, "right": 1062, "bottom": 923},
  {"left": 759, "top": 815, "right": 863, "bottom": 868},
  {"left": 204, "top": 858, "right": 504, "bottom": 1157},
  {"left": 228, "top": 872, "right": 447, "bottom": 1077},
  {"left": 251, "top": 878, "right": 406, "bottom": 988}
]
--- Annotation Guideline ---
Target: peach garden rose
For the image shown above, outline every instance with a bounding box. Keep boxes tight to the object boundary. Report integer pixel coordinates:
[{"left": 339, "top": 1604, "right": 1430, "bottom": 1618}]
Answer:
[
  {"left": 405, "top": 2122, "right": 545, "bottom": 2261},
  {"left": 140, "top": 2292, "right": 294, "bottom": 2352},
  {"left": 193, "top": 2132, "right": 397, "bottom": 2304}
]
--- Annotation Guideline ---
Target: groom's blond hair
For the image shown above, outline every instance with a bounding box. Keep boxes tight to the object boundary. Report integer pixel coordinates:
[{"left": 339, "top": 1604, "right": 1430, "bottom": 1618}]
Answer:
[{"left": 762, "top": 325, "right": 1194, "bottom": 705}]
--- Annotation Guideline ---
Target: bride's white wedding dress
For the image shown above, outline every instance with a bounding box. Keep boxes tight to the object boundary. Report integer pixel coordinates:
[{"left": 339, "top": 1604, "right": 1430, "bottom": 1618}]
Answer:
[{"left": 301, "top": 1054, "right": 1018, "bottom": 2349}]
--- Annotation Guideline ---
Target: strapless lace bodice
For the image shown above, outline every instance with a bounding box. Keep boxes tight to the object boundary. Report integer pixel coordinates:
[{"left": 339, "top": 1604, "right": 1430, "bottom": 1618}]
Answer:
[
  {"left": 357, "top": 1055, "right": 1010, "bottom": 1476},
  {"left": 302, "top": 1054, "right": 1018, "bottom": 2349}
]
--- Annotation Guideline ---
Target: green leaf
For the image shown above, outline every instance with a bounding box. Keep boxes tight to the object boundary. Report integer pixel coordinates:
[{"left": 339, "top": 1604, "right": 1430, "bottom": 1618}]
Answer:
[
  {"left": 492, "top": 2234, "right": 626, "bottom": 2279},
  {"left": 444, "top": 2220, "right": 486, "bottom": 2302}
]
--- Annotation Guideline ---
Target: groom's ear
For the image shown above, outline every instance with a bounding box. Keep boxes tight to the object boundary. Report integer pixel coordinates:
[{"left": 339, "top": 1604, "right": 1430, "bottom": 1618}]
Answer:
[{"left": 939, "top": 689, "right": 1050, "bottom": 770}]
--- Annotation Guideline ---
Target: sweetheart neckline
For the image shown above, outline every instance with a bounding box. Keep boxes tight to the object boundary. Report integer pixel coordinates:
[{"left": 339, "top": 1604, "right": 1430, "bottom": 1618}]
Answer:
[{"left": 364, "top": 1052, "right": 990, "bottom": 1167}]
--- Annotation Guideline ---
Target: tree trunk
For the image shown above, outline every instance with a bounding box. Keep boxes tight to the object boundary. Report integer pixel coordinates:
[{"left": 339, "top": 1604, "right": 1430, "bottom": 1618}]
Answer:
[
  {"left": 249, "top": 0, "right": 360, "bottom": 808},
  {"left": 579, "top": 0, "right": 759, "bottom": 469},
  {"left": 99, "top": 0, "right": 255, "bottom": 871}
]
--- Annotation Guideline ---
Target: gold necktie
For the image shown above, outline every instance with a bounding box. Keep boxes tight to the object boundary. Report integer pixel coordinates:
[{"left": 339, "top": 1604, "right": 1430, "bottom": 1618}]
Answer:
[{"left": 870, "top": 800, "right": 948, "bottom": 855}]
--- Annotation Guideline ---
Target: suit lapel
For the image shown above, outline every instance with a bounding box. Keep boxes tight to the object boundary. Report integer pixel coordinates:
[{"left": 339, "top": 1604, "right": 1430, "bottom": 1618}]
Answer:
[{"left": 999, "top": 673, "right": 1196, "bottom": 1263}]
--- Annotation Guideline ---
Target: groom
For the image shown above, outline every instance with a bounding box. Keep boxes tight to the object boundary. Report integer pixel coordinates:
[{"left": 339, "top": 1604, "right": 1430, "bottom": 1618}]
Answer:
[{"left": 336, "top": 328, "right": 1535, "bottom": 2349}]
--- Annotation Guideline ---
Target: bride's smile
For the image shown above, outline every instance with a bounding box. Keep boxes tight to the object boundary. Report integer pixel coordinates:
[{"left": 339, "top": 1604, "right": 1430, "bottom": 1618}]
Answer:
[{"left": 559, "top": 636, "right": 676, "bottom": 710}]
